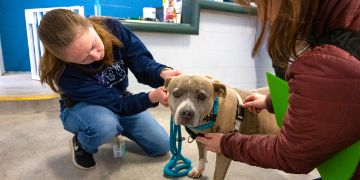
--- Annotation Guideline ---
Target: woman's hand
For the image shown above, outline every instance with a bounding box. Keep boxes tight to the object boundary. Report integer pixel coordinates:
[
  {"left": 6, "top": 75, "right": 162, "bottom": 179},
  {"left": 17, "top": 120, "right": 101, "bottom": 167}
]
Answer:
[
  {"left": 148, "top": 86, "right": 169, "bottom": 106},
  {"left": 160, "top": 68, "right": 182, "bottom": 80},
  {"left": 242, "top": 93, "right": 267, "bottom": 113},
  {"left": 196, "top": 133, "right": 224, "bottom": 153}
]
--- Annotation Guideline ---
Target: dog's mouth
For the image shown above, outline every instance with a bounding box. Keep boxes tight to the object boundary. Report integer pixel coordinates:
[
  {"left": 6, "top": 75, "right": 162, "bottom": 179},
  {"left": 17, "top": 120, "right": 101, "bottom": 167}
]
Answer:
[
  {"left": 174, "top": 116, "right": 198, "bottom": 127},
  {"left": 173, "top": 112, "right": 207, "bottom": 128}
]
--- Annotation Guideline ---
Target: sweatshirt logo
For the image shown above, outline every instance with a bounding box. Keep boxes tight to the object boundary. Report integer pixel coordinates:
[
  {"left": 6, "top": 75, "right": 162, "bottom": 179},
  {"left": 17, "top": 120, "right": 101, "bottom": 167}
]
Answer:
[{"left": 96, "top": 61, "right": 126, "bottom": 88}]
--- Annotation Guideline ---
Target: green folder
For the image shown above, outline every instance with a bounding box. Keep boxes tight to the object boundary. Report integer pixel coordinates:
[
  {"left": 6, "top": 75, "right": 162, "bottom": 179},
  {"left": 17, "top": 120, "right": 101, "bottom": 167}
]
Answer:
[
  {"left": 266, "top": 72, "right": 360, "bottom": 180},
  {"left": 266, "top": 72, "right": 289, "bottom": 128}
]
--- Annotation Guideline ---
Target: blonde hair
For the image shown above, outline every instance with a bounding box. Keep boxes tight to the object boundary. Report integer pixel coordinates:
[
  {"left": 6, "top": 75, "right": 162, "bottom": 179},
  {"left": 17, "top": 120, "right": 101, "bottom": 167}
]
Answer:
[
  {"left": 38, "top": 9, "right": 122, "bottom": 93},
  {"left": 236, "top": 0, "right": 320, "bottom": 68}
]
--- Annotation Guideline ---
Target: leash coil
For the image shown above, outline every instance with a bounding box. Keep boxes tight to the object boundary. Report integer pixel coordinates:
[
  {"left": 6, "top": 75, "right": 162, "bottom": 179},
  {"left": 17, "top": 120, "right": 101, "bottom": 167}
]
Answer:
[{"left": 163, "top": 116, "right": 192, "bottom": 177}]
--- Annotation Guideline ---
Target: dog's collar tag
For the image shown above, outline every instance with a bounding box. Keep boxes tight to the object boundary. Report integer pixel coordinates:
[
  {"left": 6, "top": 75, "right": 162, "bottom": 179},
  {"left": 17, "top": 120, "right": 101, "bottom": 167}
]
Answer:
[{"left": 203, "top": 113, "right": 216, "bottom": 122}]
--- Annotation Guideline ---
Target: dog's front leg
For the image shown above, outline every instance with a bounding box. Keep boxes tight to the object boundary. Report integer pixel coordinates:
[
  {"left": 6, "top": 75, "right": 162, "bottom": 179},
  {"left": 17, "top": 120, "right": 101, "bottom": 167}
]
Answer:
[
  {"left": 213, "top": 153, "right": 231, "bottom": 180},
  {"left": 188, "top": 141, "right": 207, "bottom": 178}
]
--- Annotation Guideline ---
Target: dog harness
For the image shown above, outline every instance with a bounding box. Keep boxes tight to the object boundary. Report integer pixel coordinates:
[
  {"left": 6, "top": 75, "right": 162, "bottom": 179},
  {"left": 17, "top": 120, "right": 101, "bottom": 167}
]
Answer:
[{"left": 233, "top": 91, "right": 245, "bottom": 132}]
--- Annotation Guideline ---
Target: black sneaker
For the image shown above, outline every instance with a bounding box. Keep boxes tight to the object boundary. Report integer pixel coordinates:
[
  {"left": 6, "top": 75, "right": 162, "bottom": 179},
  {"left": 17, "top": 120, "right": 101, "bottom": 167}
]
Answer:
[{"left": 70, "top": 135, "right": 96, "bottom": 169}]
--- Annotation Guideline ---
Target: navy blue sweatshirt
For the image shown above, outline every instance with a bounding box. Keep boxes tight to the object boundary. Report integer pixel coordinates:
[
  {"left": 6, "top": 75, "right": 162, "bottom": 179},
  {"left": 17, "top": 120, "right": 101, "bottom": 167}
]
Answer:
[{"left": 58, "top": 18, "right": 166, "bottom": 115}]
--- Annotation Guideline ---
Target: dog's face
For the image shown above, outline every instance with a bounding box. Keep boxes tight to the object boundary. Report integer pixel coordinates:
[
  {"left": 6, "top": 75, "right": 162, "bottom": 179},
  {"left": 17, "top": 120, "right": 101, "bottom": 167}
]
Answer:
[{"left": 165, "top": 75, "right": 226, "bottom": 127}]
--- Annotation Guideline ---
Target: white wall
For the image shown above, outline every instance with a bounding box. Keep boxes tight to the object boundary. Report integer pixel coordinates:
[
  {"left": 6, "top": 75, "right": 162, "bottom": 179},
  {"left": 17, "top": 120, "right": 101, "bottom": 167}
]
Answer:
[
  {"left": 0, "top": 34, "right": 5, "bottom": 75},
  {"left": 128, "top": 10, "right": 273, "bottom": 93}
]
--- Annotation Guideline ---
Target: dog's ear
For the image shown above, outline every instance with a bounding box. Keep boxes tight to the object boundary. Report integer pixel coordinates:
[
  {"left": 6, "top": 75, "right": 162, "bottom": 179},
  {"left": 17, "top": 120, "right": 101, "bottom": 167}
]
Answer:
[
  {"left": 213, "top": 79, "right": 221, "bottom": 84},
  {"left": 213, "top": 82, "right": 227, "bottom": 98},
  {"left": 206, "top": 75, "right": 222, "bottom": 84},
  {"left": 205, "top": 75, "right": 213, "bottom": 80},
  {"left": 164, "top": 77, "right": 172, "bottom": 89}
]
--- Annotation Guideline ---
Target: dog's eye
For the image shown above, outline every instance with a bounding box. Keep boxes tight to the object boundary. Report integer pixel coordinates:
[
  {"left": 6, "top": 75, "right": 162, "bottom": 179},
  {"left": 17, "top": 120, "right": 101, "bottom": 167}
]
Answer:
[
  {"left": 173, "top": 91, "right": 181, "bottom": 98},
  {"left": 198, "top": 93, "right": 206, "bottom": 101}
]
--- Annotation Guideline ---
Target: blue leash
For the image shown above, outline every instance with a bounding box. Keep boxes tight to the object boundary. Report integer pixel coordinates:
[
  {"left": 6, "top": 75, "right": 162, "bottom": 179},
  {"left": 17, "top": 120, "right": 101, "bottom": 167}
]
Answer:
[{"left": 163, "top": 116, "right": 192, "bottom": 177}]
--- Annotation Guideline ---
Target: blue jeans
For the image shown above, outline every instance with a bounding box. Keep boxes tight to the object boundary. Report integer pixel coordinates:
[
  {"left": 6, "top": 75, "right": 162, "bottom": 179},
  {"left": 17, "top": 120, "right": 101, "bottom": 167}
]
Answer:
[{"left": 60, "top": 102, "right": 169, "bottom": 156}]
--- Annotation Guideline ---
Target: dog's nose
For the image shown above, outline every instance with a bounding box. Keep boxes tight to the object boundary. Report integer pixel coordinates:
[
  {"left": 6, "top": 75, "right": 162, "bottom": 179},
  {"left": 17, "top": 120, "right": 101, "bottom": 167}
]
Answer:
[{"left": 180, "top": 108, "right": 194, "bottom": 120}]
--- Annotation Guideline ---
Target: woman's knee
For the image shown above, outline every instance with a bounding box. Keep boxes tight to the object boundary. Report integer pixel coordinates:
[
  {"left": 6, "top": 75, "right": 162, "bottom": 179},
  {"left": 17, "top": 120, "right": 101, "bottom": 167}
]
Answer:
[
  {"left": 119, "top": 111, "right": 169, "bottom": 156},
  {"left": 63, "top": 103, "right": 122, "bottom": 141},
  {"left": 147, "top": 139, "right": 169, "bottom": 157},
  {"left": 145, "top": 133, "right": 169, "bottom": 157}
]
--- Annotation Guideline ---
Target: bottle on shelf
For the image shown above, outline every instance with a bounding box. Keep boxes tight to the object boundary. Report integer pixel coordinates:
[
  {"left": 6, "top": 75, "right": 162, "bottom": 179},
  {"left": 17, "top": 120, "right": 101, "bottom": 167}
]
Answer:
[{"left": 94, "top": 0, "right": 101, "bottom": 16}]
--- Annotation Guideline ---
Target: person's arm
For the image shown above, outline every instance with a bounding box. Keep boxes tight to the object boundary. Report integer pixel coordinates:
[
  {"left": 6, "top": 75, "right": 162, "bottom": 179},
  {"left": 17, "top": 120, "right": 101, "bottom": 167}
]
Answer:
[
  {"left": 59, "top": 67, "right": 157, "bottom": 116},
  {"left": 221, "top": 51, "right": 360, "bottom": 173},
  {"left": 265, "top": 94, "right": 274, "bottom": 113},
  {"left": 105, "top": 18, "right": 166, "bottom": 88}
]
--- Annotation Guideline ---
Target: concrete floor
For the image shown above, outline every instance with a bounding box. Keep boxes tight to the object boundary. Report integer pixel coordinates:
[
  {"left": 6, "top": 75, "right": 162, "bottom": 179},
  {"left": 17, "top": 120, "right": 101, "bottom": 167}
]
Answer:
[{"left": 0, "top": 73, "right": 320, "bottom": 180}]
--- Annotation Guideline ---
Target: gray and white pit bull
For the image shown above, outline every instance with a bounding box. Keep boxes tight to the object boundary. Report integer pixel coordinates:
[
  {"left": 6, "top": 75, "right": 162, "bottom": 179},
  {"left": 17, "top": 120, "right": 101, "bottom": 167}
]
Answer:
[{"left": 165, "top": 75, "right": 280, "bottom": 180}]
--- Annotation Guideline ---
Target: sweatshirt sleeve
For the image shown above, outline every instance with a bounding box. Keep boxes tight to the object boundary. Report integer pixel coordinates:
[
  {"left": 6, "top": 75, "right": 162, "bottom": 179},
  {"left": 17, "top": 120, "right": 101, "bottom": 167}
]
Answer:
[
  {"left": 59, "top": 68, "right": 158, "bottom": 116},
  {"left": 220, "top": 48, "right": 360, "bottom": 174},
  {"left": 105, "top": 18, "right": 166, "bottom": 88}
]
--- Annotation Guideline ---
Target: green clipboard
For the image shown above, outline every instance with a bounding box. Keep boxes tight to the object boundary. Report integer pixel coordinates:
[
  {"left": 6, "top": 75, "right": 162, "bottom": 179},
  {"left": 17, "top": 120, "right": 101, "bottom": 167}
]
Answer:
[
  {"left": 266, "top": 72, "right": 360, "bottom": 180},
  {"left": 266, "top": 72, "right": 289, "bottom": 128}
]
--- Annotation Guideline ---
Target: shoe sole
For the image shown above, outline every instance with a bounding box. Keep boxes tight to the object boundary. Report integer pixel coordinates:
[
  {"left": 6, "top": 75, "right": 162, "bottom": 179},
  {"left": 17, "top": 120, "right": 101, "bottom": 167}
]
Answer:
[{"left": 69, "top": 138, "right": 96, "bottom": 170}]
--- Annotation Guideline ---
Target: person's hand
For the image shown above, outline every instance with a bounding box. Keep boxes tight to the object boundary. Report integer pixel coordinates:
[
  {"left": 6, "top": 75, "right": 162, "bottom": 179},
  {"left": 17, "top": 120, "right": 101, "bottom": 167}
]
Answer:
[
  {"left": 242, "top": 93, "right": 267, "bottom": 113},
  {"left": 160, "top": 68, "right": 182, "bottom": 80},
  {"left": 148, "top": 86, "right": 169, "bottom": 106},
  {"left": 196, "top": 133, "right": 224, "bottom": 153}
]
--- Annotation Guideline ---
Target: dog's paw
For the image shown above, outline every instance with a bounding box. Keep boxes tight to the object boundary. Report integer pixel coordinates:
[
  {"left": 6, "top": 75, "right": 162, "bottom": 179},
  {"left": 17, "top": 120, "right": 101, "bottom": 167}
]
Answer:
[{"left": 188, "top": 168, "right": 204, "bottom": 179}]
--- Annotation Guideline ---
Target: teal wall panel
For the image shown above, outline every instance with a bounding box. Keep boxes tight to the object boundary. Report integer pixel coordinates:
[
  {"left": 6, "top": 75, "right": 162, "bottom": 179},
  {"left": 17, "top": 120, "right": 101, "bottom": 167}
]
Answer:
[{"left": 0, "top": 0, "right": 161, "bottom": 71}]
